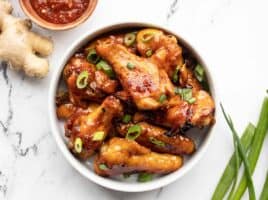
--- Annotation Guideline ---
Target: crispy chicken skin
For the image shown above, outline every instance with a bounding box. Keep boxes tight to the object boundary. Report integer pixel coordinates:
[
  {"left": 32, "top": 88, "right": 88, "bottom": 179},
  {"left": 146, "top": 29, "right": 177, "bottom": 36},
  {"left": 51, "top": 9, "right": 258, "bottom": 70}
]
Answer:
[
  {"left": 116, "top": 122, "right": 195, "bottom": 155},
  {"left": 94, "top": 138, "right": 183, "bottom": 176},
  {"left": 67, "top": 96, "right": 123, "bottom": 160},
  {"left": 136, "top": 28, "right": 184, "bottom": 77},
  {"left": 63, "top": 55, "right": 118, "bottom": 107},
  {"left": 96, "top": 38, "right": 174, "bottom": 110}
]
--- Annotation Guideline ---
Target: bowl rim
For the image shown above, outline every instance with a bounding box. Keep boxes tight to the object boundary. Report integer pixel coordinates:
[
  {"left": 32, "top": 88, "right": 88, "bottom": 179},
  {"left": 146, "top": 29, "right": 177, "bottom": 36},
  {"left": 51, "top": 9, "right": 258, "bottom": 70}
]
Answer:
[
  {"left": 19, "top": 0, "right": 98, "bottom": 31},
  {"left": 48, "top": 22, "right": 217, "bottom": 192}
]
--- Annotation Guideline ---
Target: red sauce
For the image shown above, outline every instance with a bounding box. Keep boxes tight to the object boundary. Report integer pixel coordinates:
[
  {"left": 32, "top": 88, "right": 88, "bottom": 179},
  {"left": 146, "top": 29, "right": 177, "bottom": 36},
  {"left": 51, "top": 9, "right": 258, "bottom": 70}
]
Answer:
[{"left": 30, "top": 0, "right": 90, "bottom": 24}]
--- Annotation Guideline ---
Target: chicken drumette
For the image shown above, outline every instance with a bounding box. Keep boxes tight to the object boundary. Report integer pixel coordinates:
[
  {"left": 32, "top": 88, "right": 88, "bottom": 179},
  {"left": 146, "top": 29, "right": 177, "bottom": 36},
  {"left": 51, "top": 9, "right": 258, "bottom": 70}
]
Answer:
[{"left": 66, "top": 96, "right": 123, "bottom": 160}]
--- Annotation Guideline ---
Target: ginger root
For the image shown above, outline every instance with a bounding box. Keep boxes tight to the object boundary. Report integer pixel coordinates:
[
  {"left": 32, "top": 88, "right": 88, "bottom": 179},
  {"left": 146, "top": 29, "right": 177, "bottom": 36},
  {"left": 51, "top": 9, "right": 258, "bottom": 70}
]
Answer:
[{"left": 0, "top": 1, "right": 53, "bottom": 77}]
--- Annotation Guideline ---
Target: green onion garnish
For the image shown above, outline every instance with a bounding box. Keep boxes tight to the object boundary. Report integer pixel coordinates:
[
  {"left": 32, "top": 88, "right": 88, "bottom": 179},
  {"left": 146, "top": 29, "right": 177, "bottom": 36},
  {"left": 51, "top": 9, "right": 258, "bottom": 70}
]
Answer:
[
  {"left": 174, "top": 87, "right": 196, "bottom": 104},
  {"left": 74, "top": 137, "right": 83, "bottom": 153},
  {"left": 159, "top": 94, "right": 167, "bottom": 103},
  {"left": 96, "top": 60, "right": 115, "bottom": 78},
  {"left": 92, "top": 131, "right": 105, "bottom": 141},
  {"left": 86, "top": 49, "right": 100, "bottom": 64},
  {"left": 212, "top": 123, "right": 255, "bottom": 200},
  {"left": 76, "top": 71, "right": 89, "bottom": 89},
  {"left": 126, "top": 62, "right": 135, "bottom": 70},
  {"left": 220, "top": 104, "right": 256, "bottom": 200},
  {"left": 142, "top": 33, "right": 154, "bottom": 42},
  {"left": 138, "top": 173, "right": 153, "bottom": 182},
  {"left": 149, "top": 137, "right": 165, "bottom": 147},
  {"left": 126, "top": 125, "right": 142, "bottom": 140},
  {"left": 122, "top": 114, "right": 132, "bottom": 123},
  {"left": 124, "top": 33, "right": 136, "bottom": 46},
  {"left": 194, "top": 64, "right": 205, "bottom": 82},
  {"left": 99, "top": 164, "right": 108, "bottom": 171},
  {"left": 172, "top": 66, "right": 180, "bottom": 83},
  {"left": 145, "top": 49, "right": 153, "bottom": 57}
]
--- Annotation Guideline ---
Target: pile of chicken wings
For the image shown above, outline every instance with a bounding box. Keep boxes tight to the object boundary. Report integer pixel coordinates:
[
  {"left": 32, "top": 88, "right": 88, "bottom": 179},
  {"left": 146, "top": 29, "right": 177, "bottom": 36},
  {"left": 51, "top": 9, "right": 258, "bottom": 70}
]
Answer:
[{"left": 56, "top": 28, "right": 215, "bottom": 179}]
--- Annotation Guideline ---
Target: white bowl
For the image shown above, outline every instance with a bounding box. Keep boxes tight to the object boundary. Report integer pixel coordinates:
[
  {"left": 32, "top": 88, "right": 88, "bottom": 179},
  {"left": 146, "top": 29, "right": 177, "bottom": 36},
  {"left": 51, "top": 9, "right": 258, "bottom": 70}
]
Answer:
[{"left": 48, "top": 22, "right": 216, "bottom": 192}]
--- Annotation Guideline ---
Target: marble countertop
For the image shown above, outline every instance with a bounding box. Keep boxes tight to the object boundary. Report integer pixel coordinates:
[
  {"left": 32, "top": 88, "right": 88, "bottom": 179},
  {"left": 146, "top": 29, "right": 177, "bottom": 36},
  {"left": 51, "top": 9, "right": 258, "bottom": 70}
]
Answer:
[{"left": 0, "top": 0, "right": 268, "bottom": 199}]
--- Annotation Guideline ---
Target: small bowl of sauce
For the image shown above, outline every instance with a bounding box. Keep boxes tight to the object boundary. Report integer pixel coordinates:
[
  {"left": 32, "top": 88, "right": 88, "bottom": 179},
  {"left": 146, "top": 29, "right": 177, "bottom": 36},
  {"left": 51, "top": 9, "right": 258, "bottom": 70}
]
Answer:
[{"left": 19, "top": 0, "right": 98, "bottom": 30}]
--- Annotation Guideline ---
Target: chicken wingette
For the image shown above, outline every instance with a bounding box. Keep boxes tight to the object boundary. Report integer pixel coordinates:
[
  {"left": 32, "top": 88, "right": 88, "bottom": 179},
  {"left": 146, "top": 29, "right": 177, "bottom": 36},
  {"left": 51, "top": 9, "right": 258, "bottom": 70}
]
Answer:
[
  {"left": 63, "top": 54, "right": 118, "bottom": 107},
  {"left": 94, "top": 138, "right": 183, "bottom": 176},
  {"left": 66, "top": 96, "right": 123, "bottom": 160},
  {"left": 96, "top": 38, "right": 174, "bottom": 110},
  {"left": 116, "top": 122, "right": 195, "bottom": 155}
]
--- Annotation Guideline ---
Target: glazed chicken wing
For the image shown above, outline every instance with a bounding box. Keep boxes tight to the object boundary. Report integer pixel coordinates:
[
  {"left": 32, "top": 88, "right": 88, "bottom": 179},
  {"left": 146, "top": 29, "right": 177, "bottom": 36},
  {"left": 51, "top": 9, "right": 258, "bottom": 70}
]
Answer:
[
  {"left": 116, "top": 122, "right": 195, "bottom": 155},
  {"left": 96, "top": 38, "right": 174, "bottom": 110},
  {"left": 136, "top": 28, "right": 184, "bottom": 77},
  {"left": 67, "top": 96, "right": 123, "bottom": 160},
  {"left": 94, "top": 138, "right": 183, "bottom": 176},
  {"left": 63, "top": 54, "right": 118, "bottom": 107}
]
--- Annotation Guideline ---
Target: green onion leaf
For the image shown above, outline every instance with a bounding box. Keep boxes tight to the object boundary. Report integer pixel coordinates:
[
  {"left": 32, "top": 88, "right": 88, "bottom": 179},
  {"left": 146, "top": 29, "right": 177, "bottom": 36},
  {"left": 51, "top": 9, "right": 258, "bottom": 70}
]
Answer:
[
  {"left": 122, "top": 114, "right": 132, "bottom": 123},
  {"left": 124, "top": 33, "right": 136, "bottom": 46},
  {"left": 260, "top": 172, "right": 268, "bottom": 200},
  {"left": 74, "top": 137, "right": 83, "bottom": 153},
  {"left": 145, "top": 49, "right": 153, "bottom": 57},
  {"left": 96, "top": 60, "right": 115, "bottom": 78},
  {"left": 76, "top": 71, "right": 89, "bottom": 89},
  {"left": 92, "top": 131, "right": 105, "bottom": 141},
  {"left": 174, "top": 87, "right": 195, "bottom": 104},
  {"left": 230, "top": 97, "right": 268, "bottom": 200},
  {"left": 149, "top": 137, "right": 165, "bottom": 147},
  {"left": 159, "top": 94, "right": 167, "bottom": 103},
  {"left": 99, "top": 164, "right": 108, "bottom": 171},
  {"left": 172, "top": 66, "right": 180, "bottom": 83},
  {"left": 220, "top": 104, "right": 256, "bottom": 200},
  {"left": 194, "top": 64, "right": 205, "bottom": 82},
  {"left": 86, "top": 49, "right": 100, "bottom": 64},
  {"left": 138, "top": 173, "right": 153, "bottom": 182},
  {"left": 212, "top": 123, "right": 255, "bottom": 200},
  {"left": 126, "top": 62, "right": 135, "bottom": 70},
  {"left": 126, "top": 125, "right": 142, "bottom": 140}
]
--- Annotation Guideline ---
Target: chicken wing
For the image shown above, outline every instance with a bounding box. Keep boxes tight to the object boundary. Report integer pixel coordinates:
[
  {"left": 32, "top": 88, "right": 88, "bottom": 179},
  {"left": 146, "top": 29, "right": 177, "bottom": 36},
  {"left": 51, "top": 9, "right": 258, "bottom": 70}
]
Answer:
[
  {"left": 96, "top": 38, "right": 174, "bottom": 110},
  {"left": 94, "top": 137, "right": 183, "bottom": 176},
  {"left": 67, "top": 96, "right": 123, "bottom": 160},
  {"left": 63, "top": 54, "right": 118, "bottom": 107},
  {"left": 116, "top": 122, "right": 195, "bottom": 155},
  {"left": 136, "top": 28, "right": 184, "bottom": 77}
]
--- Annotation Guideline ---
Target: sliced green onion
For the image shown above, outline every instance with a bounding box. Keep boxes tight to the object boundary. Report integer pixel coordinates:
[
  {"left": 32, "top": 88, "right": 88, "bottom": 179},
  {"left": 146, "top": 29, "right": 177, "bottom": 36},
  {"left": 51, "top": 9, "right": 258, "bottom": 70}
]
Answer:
[
  {"left": 124, "top": 33, "right": 136, "bottom": 46},
  {"left": 76, "top": 71, "right": 89, "bottom": 89},
  {"left": 138, "top": 173, "right": 153, "bottom": 182},
  {"left": 145, "top": 49, "right": 153, "bottom": 57},
  {"left": 99, "top": 164, "right": 108, "bottom": 171},
  {"left": 172, "top": 66, "right": 180, "bottom": 83},
  {"left": 159, "top": 94, "right": 167, "bottom": 103},
  {"left": 122, "top": 114, "right": 132, "bottom": 123},
  {"left": 174, "top": 87, "right": 195, "bottom": 104},
  {"left": 74, "top": 137, "right": 83, "bottom": 153},
  {"left": 96, "top": 60, "right": 115, "bottom": 78},
  {"left": 231, "top": 97, "right": 268, "bottom": 200},
  {"left": 92, "top": 131, "right": 105, "bottom": 141},
  {"left": 126, "top": 62, "right": 135, "bottom": 70},
  {"left": 212, "top": 123, "right": 255, "bottom": 200},
  {"left": 194, "top": 64, "right": 205, "bottom": 82},
  {"left": 126, "top": 125, "right": 142, "bottom": 140},
  {"left": 220, "top": 104, "right": 256, "bottom": 200},
  {"left": 149, "top": 137, "right": 165, "bottom": 147},
  {"left": 260, "top": 172, "right": 268, "bottom": 200},
  {"left": 142, "top": 33, "right": 154, "bottom": 42},
  {"left": 86, "top": 49, "right": 100, "bottom": 64}
]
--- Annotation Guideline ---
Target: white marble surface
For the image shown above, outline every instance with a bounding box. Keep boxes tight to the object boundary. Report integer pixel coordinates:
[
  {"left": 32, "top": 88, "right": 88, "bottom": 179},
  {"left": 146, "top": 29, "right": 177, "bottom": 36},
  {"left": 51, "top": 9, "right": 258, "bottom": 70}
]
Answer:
[{"left": 0, "top": 0, "right": 268, "bottom": 199}]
